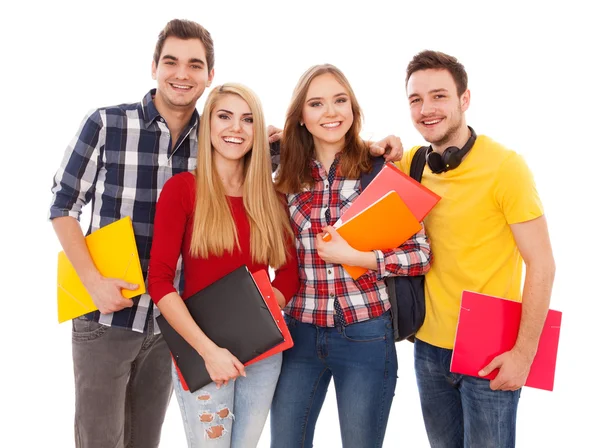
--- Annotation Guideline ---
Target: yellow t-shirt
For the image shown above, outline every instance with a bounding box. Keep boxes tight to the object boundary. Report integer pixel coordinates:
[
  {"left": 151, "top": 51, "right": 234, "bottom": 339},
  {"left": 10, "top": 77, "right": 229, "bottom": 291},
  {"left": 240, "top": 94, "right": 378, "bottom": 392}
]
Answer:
[{"left": 398, "top": 135, "right": 544, "bottom": 349}]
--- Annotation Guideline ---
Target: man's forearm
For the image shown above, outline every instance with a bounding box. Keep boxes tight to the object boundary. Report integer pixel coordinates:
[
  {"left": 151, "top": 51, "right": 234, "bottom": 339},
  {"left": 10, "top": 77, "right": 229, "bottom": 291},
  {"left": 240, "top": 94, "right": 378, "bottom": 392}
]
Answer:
[
  {"left": 514, "top": 261, "right": 556, "bottom": 361},
  {"left": 52, "top": 216, "right": 101, "bottom": 286}
]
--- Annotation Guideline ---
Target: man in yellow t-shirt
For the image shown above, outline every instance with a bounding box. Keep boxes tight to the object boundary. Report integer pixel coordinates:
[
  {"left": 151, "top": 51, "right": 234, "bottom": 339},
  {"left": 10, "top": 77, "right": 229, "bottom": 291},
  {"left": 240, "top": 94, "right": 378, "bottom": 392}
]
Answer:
[{"left": 398, "top": 50, "right": 556, "bottom": 448}]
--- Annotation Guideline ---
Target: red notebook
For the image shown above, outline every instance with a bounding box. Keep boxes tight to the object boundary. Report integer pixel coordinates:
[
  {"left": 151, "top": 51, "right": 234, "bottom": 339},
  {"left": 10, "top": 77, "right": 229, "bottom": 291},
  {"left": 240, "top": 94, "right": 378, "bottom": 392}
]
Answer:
[
  {"left": 340, "top": 162, "right": 440, "bottom": 223},
  {"left": 450, "top": 291, "right": 562, "bottom": 391},
  {"left": 174, "top": 269, "right": 293, "bottom": 391}
]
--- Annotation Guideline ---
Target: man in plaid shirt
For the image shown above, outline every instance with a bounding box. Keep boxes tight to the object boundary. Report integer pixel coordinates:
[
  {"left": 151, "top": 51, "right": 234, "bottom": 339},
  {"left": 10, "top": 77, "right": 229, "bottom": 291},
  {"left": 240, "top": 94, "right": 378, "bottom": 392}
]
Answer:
[{"left": 49, "top": 19, "right": 215, "bottom": 447}]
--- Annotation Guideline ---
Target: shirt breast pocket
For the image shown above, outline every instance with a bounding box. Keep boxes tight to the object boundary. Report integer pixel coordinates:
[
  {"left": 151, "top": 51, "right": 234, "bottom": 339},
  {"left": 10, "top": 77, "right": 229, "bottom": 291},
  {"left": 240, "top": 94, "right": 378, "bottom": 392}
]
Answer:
[
  {"left": 338, "top": 186, "right": 359, "bottom": 216},
  {"left": 288, "top": 191, "right": 313, "bottom": 235}
]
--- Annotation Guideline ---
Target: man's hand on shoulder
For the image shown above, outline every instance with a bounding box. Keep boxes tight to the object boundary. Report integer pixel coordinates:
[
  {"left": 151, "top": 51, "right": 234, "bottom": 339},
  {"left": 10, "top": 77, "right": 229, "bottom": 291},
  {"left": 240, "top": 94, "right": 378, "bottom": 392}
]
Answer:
[
  {"left": 368, "top": 135, "right": 404, "bottom": 162},
  {"left": 268, "top": 125, "right": 282, "bottom": 144}
]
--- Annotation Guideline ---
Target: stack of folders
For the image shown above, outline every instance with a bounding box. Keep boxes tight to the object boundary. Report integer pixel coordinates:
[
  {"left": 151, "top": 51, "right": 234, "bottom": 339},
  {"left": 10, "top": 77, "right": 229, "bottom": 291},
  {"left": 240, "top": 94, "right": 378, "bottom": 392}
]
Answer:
[
  {"left": 326, "top": 162, "right": 441, "bottom": 279},
  {"left": 451, "top": 291, "right": 562, "bottom": 391},
  {"left": 56, "top": 216, "right": 145, "bottom": 323},
  {"left": 157, "top": 266, "right": 293, "bottom": 393}
]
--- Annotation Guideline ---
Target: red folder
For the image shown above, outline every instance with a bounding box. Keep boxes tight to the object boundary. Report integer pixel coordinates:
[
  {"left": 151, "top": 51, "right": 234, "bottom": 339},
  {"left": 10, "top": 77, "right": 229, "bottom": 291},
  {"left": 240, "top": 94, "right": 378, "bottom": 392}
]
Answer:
[
  {"left": 450, "top": 291, "right": 562, "bottom": 391},
  {"left": 173, "top": 269, "right": 293, "bottom": 391},
  {"left": 342, "top": 162, "right": 440, "bottom": 223},
  {"left": 245, "top": 270, "right": 294, "bottom": 365}
]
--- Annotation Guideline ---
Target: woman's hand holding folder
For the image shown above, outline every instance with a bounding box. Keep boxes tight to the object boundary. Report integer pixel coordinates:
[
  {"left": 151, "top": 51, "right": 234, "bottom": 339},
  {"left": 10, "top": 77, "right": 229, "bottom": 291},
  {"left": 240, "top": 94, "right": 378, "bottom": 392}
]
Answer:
[{"left": 202, "top": 345, "right": 247, "bottom": 389}]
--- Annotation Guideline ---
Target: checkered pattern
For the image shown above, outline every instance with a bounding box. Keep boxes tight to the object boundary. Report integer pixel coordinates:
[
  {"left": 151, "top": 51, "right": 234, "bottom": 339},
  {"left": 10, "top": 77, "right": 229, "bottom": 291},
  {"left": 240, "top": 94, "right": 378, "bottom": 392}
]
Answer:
[
  {"left": 285, "top": 157, "right": 432, "bottom": 327},
  {"left": 49, "top": 89, "right": 199, "bottom": 333}
]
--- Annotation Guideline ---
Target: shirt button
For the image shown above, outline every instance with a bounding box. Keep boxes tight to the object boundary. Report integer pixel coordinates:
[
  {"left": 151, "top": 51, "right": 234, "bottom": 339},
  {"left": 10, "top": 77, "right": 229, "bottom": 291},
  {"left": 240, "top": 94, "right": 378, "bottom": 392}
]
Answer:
[
  {"left": 328, "top": 269, "right": 332, "bottom": 274},
  {"left": 329, "top": 293, "right": 335, "bottom": 298}
]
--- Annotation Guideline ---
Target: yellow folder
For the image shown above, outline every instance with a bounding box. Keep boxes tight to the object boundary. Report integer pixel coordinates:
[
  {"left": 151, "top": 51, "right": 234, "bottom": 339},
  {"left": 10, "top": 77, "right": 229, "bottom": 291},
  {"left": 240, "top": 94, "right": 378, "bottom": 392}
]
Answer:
[{"left": 56, "top": 216, "right": 146, "bottom": 323}]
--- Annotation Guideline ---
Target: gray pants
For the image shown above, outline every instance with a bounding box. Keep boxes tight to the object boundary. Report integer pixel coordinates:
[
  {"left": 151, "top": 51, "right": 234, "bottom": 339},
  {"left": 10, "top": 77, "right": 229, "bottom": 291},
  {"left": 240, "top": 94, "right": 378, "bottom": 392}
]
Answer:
[{"left": 72, "top": 317, "right": 172, "bottom": 448}]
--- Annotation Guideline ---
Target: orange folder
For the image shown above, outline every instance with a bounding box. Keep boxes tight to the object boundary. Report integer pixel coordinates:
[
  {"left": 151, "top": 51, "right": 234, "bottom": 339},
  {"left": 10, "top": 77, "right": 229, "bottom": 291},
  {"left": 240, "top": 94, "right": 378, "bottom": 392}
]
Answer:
[
  {"left": 174, "top": 269, "right": 293, "bottom": 391},
  {"left": 450, "top": 291, "right": 562, "bottom": 391},
  {"left": 326, "top": 191, "right": 422, "bottom": 279},
  {"left": 342, "top": 162, "right": 440, "bottom": 223},
  {"left": 56, "top": 216, "right": 145, "bottom": 323}
]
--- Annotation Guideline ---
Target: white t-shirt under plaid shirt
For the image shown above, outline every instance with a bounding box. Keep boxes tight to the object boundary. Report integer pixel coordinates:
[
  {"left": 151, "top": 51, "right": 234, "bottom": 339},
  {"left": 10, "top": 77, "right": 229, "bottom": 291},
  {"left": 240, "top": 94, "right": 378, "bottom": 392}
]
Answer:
[{"left": 284, "top": 156, "right": 432, "bottom": 327}]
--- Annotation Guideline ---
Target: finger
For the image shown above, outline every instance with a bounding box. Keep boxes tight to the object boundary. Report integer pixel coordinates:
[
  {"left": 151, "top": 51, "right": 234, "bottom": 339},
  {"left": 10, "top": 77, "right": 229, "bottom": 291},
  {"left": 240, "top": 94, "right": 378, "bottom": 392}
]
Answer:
[
  {"left": 233, "top": 358, "right": 246, "bottom": 377},
  {"left": 120, "top": 298, "right": 134, "bottom": 308},
  {"left": 479, "top": 357, "right": 500, "bottom": 377},
  {"left": 369, "top": 144, "right": 385, "bottom": 156},
  {"left": 115, "top": 279, "right": 138, "bottom": 291}
]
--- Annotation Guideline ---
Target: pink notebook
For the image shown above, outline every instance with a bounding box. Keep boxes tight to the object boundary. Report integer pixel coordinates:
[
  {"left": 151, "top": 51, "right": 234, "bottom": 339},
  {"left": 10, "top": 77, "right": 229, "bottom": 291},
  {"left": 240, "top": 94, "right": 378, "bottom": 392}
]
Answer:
[
  {"left": 450, "top": 291, "right": 562, "bottom": 391},
  {"left": 340, "top": 162, "right": 440, "bottom": 224}
]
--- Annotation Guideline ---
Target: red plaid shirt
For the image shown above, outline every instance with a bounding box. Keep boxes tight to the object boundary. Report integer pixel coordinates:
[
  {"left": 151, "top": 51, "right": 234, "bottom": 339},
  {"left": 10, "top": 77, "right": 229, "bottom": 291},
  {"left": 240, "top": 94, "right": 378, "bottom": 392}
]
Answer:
[{"left": 285, "top": 158, "right": 432, "bottom": 327}]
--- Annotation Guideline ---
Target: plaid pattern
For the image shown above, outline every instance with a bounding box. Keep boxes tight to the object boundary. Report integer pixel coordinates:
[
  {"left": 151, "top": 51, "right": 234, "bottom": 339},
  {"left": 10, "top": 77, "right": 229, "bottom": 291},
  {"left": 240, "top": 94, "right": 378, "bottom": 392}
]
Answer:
[
  {"left": 285, "top": 157, "right": 432, "bottom": 327},
  {"left": 49, "top": 89, "right": 199, "bottom": 333}
]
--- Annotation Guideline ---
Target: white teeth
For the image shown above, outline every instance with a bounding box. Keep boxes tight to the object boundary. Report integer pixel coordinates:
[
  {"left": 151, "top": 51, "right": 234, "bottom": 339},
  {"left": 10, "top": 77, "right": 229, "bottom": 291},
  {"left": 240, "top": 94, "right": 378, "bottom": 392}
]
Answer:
[
  {"left": 224, "top": 137, "right": 243, "bottom": 144},
  {"left": 322, "top": 122, "right": 341, "bottom": 128},
  {"left": 172, "top": 84, "right": 192, "bottom": 89},
  {"left": 424, "top": 119, "right": 441, "bottom": 125}
]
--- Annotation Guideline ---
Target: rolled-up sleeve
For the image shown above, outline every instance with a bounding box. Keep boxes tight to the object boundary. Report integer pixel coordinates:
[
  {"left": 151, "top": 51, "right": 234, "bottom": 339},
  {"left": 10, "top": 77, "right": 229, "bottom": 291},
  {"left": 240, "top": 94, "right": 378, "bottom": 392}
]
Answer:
[
  {"left": 373, "top": 225, "right": 432, "bottom": 280},
  {"left": 49, "top": 109, "right": 104, "bottom": 221}
]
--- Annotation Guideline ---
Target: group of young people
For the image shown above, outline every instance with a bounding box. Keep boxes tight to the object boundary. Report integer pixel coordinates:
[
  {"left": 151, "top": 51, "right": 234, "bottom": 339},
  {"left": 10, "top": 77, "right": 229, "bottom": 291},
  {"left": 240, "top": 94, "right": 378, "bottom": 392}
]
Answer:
[{"left": 49, "top": 18, "right": 555, "bottom": 448}]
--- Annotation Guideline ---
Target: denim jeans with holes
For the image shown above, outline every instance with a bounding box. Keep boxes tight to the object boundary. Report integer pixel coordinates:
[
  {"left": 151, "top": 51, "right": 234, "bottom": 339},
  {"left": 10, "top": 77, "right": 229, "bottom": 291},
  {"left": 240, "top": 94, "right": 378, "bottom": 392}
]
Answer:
[{"left": 172, "top": 352, "right": 282, "bottom": 448}]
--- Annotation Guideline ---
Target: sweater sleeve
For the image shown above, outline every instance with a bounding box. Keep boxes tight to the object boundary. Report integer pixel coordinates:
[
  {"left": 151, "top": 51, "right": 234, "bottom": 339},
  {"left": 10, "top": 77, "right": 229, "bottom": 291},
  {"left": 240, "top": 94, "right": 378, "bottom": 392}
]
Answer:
[
  {"left": 271, "top": 202, "right": 300, "bottom": 304},
  {"left": 148, "top": 173, "right": 193, "bottom": 304}
]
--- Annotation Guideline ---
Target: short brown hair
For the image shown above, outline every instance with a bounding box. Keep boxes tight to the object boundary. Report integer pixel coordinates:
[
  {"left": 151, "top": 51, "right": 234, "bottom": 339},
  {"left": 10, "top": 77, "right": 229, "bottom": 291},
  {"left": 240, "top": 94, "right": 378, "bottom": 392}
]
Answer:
[
  {"left": 406, "top": 50, "right": 468, "bottom": 96},
  {"left": 153, "top": 19, "right": 215, "bottom": 72}
]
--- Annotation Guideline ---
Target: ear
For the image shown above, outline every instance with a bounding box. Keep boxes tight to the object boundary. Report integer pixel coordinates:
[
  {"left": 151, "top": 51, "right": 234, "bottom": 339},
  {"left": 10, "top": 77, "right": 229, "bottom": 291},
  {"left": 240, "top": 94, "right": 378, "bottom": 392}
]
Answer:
[
  {"left": 461, "top": 89, "right": 471, "bottom": 112},
  {"left": 206, "top": 68, "right": 215, "bottom": 88},
  {"left": 151, "top": 60, "right": 157, "bottom": 80}
]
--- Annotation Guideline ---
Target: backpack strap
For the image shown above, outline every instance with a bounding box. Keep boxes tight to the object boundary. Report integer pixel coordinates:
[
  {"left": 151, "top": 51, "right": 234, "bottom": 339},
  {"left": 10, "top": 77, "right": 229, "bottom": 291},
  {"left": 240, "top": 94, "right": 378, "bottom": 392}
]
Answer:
[
  {"left": 409, "top": 146, "right": 428, "bottom": 182},
  {"left": 360, "top": 156, "right": 386, "bottom": 190}
]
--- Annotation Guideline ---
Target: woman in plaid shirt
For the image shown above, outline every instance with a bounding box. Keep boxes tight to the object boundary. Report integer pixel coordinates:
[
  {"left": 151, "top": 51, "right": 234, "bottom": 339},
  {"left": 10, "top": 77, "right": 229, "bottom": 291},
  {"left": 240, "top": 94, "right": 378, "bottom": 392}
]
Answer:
[{"left": 270, "top": 64, "right": 432, "bottom": 448}]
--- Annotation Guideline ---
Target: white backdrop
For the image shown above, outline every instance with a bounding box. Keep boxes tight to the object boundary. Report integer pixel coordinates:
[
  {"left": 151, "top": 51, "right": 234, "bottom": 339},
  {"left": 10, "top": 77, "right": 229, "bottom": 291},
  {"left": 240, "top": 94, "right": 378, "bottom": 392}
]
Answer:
[{"left": 1, "top": 0, "right": 598, "bottom": 446}]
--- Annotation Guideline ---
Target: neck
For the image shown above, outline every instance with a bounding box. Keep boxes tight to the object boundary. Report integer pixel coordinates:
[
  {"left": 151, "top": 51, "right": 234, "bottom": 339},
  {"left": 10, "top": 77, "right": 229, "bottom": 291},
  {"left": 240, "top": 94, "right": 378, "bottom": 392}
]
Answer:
[
  {"left": 314, "top": 139, "right": 343, "bottom": 173},
  {"left": 214, "top": 156, "right": 245, "bottom": 197},
  {"left": 432, "top": 124, "right": 471, "bottom": 154},
  {"left": 154, "top": 94, "right": 195, "bottom": 143}
]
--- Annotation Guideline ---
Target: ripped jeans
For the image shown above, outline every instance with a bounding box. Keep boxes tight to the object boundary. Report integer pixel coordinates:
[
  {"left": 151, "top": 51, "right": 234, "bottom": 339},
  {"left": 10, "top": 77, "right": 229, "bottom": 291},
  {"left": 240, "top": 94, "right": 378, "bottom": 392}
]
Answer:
[{"left": 172, "top": 352, "right": 282, "bottom": 448}]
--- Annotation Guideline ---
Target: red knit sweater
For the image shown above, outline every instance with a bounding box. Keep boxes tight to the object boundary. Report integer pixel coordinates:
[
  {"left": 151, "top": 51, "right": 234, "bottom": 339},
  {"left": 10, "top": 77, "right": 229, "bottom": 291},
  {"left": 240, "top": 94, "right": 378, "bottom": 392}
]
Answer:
[{"left": 148, "top": 172, "right": 299, "bottom": 303}]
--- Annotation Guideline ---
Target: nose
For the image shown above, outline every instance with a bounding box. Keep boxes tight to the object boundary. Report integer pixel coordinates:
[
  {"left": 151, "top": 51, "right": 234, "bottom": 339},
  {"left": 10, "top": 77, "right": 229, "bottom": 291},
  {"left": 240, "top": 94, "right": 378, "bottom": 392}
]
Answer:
[
  {"left": 324, "top": 101, "right": 336, "bottom": 117},
  {"left": 175, "top": 65, "right": 190, "bottom": 80},
  {"left": 230, "top": 118, "right": 242, "bottom": 132},
  {"left": 420, "top": 99, "right": 435, "bottom": 116}
]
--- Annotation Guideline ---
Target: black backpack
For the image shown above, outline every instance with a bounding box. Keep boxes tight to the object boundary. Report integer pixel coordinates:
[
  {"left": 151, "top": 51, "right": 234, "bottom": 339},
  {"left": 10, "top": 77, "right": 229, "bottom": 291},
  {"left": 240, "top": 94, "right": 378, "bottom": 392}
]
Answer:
[{"left": 360, "top": 147, "right": 428, "bottom": 342}]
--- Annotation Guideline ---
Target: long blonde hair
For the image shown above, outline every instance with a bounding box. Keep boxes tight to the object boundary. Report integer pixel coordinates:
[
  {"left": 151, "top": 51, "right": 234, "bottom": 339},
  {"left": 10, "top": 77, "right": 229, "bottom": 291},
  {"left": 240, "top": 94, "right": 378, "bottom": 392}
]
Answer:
[
  {"left": 274, "top": 64, "right": 370, "bottom": 194},
  {"left": 190, "top": 83, "right": 293, "bottom": 268}
]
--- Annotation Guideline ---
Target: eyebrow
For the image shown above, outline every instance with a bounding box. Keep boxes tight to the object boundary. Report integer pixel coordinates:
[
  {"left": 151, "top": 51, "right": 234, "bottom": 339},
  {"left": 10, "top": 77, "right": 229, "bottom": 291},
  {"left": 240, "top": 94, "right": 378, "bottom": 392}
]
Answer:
[
  {"left": 216, "top": 109, "right": 253, "bottom": 116},
  {"left": 306, "top": 92, "right": 348, "bottom": 103},
  {"left": 161, "top": 54, "right": 206, "bottom": 66},
  {"left": 408, "top": 88, "right": 449, "bottom": 99}
]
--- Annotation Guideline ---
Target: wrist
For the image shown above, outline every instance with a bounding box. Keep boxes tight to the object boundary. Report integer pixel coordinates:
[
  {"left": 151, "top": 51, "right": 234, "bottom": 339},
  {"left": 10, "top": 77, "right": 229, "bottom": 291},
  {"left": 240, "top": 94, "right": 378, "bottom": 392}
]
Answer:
[{"left": 80, "top": 269, "right": 102, "bottom": 289}]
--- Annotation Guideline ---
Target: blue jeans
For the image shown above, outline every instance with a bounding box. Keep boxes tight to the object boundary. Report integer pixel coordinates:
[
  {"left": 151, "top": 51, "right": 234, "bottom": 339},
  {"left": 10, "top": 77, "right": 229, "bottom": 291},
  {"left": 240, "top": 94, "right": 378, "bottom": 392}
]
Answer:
[
  {"left": 414, "top": 339, "right": 521, "bottom": 448},
  {"left": 270, "top": 311, "right": 397, "bottom": 448},
  {"left": 172, "top": 352, "right": 282, "bottom": 447}
]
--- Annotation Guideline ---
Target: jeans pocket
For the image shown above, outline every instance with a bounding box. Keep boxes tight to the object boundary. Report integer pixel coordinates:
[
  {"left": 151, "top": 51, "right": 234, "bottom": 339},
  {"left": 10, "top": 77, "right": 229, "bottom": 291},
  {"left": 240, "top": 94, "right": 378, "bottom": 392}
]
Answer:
[
  {"left": 72, "top": 317, "right": 109, "bottom": 342},
  {"left": 342, "top": 316, "right": 388, "bottom": 342}
]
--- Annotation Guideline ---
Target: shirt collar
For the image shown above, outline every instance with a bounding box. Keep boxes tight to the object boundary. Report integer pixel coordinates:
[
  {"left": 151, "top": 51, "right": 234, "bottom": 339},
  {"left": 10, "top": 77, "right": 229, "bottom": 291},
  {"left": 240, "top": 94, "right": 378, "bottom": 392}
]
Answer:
[{"left": 140, "top": 88, "right": 200, "bottom": 130}]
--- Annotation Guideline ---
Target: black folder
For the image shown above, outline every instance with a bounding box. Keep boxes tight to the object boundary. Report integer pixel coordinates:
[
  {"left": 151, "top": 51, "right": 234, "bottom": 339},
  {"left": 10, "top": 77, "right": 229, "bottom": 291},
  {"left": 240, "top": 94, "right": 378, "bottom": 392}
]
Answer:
[{"left": 156, "top": 265, "right": 284, "bottom": 392}]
